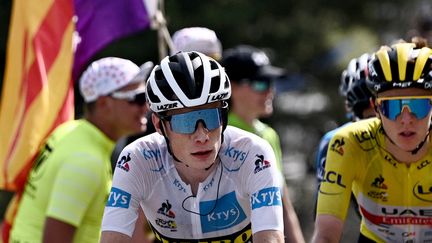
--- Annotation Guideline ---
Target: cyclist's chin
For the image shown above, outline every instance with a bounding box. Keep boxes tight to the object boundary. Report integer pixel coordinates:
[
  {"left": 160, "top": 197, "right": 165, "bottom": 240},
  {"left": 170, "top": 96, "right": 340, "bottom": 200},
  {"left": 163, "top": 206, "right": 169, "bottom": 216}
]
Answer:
[
  {"left": 187, "top": 155, "right": 217, "bottom": 170},
  {"left": 395, "top": 137, "right": 422, "bottom": 151}
]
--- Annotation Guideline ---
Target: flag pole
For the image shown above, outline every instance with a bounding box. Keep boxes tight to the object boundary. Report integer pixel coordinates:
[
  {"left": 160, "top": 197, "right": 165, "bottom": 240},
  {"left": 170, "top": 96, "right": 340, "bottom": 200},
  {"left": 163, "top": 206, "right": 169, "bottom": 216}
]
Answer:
[{"left": 150, "top": 0, "right": 174, "bottom": 60}]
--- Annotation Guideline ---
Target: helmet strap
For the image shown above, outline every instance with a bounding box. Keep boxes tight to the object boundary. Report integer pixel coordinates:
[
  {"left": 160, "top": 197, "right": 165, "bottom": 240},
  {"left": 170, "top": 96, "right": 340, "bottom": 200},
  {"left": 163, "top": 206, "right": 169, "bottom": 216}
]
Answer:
[
  {"left": 410, "top": 126, "right": 431, "bottom": 155},
  {"left": 382, "top": 123, "right": 432, "bottom": 155},
  {"left": 159, "top": 120, "right": 185, "bottom": 165}
]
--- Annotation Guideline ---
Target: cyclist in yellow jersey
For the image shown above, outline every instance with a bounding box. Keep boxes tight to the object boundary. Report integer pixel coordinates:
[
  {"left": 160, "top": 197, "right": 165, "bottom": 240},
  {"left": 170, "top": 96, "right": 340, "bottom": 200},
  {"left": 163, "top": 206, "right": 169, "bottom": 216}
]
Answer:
[{"left": 313, "top": 41, "right": 432, "bottom": 243}]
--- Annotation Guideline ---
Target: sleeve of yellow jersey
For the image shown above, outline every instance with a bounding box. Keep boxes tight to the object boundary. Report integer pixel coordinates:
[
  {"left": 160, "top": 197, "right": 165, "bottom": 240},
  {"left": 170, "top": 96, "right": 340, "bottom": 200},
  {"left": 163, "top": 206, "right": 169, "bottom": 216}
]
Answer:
[
  {"left": 316, "top": 130, "right": 359, "bottom": 221},
  {"left": 45, "top": 153, "right": 104, "bottom": 226}
]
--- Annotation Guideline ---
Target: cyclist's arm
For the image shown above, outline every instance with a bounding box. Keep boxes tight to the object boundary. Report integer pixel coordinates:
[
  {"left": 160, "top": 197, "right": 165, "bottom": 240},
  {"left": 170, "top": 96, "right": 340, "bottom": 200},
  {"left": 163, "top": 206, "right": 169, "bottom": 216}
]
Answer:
[
  {"left": 131, "top": 209, "right": 153, "bottom": 243},
  {"left": 254, "top": 230, "right": 284, "bottom": 242},
  {"left": 282, "top": 185, "right": 305, "bottom": 243},
  {"left": 101, "top": 231, "right": 131, "bottom": 243},
  {"left": 311, "top": 214, "right": 344, "bottom": 243},
  {"left": 43, "top": 217, "right": 75, "bottom": 243}
]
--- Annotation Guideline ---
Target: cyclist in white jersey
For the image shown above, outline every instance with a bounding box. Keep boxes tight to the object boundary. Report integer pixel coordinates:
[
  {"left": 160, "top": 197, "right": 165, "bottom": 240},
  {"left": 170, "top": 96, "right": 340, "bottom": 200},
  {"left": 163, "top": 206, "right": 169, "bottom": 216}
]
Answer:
[{"left": 101, "top": 51, "right": 285, "bottom": 242}]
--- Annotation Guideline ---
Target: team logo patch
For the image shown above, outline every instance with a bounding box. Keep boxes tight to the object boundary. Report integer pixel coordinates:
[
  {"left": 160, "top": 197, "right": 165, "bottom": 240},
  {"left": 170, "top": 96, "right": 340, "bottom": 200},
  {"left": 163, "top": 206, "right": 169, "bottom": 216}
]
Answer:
[
  {"left": 106, "top": 187, "right": 131, "bottom": 208},
  {"left": 413, "top": 180, "right": 432, "bottom": 202},
  {"left": 200, "top": 191, "right": 246, "bottom": 233},
  {"left": 155, "top": 218, "right": 177, "bottom": 231},
  {"left": 251, "top": 187, "right": 282, "bottom": 209},
  {"left": 157, "top": 200, "right": 176, "bottom": 218},
  {"left": 116, "top": 153, "right": 131, "bottom": 172},
  {"left": 371, "top": 175, "right": 388, "bottom": 189},
  {"left": 330, "top": 138, "right": 345, "bottom": 155},
  {"left": 254, "top": 154, "right": 271, "bottom": 174}
]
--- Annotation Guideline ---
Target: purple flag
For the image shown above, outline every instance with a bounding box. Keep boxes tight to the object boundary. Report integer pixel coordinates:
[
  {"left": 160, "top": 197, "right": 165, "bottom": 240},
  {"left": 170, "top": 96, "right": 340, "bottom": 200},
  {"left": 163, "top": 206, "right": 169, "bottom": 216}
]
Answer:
[{"left": 72, "top": 0, "right": 151, "bottom": 81}]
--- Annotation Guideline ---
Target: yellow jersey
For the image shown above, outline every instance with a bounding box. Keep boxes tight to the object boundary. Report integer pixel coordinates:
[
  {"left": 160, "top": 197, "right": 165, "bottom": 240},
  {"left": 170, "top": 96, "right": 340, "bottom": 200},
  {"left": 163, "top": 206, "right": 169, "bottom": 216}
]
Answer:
[{"left": 317, "top": 118, "right": 432, "bottom": 242}]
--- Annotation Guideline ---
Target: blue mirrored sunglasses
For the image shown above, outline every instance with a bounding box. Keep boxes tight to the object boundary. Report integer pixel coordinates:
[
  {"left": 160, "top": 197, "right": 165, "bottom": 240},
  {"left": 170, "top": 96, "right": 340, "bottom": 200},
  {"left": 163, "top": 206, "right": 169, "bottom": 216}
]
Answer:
[
  {"left": 377, "top": 96, "right": 432, "bottom": 121},
  {"left": 161, "top": 108, "right": 222, "bottom": 134}
]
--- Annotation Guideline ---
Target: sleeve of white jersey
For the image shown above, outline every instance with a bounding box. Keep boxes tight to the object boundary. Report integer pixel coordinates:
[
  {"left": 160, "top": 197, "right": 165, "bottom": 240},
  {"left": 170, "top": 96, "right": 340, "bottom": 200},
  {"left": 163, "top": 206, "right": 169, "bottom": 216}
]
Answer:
[
  {"left": 101, "top": 144, "right": 145, "bottom": 237},
  {"left": 241, "top": 136, "right": 284, "bottom": 234}
]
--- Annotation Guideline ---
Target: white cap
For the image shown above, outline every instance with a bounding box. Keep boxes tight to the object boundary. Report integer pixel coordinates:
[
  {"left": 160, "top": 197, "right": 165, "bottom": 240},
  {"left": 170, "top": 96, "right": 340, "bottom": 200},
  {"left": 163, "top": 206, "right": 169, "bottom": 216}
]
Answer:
[
  {"left": 171, "top": 27, "right": 222, "bottom": 59},
  {"left": 79, "top": 57, "right": 141, "bottom": 102}
]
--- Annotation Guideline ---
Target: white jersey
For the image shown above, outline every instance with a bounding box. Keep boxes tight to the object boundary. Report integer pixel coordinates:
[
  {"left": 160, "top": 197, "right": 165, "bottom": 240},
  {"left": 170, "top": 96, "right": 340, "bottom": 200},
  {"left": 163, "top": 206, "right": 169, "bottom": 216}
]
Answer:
[{"left": 101, "top": 126, "right": 283, "bottom": 241}]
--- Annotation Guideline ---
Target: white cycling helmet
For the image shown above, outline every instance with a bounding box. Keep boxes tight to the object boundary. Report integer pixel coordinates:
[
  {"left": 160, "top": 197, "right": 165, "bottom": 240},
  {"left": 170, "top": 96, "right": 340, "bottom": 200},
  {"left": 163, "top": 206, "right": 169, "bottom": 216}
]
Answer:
[{"left": 146, "top": 51, "right": 231, "bottom": 113}]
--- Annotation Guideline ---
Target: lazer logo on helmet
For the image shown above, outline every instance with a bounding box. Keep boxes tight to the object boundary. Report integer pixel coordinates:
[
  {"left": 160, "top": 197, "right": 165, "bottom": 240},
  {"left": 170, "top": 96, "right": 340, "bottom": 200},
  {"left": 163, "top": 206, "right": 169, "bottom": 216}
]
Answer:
[
  {"left": 210, "top": 92, "right": 229, "bottom": 101},
  {"left": 157, "top": 103, "right": 178, "bottom": 111},
  {"left": 106, "top": 187, "right": 131, "bottom": 208}
]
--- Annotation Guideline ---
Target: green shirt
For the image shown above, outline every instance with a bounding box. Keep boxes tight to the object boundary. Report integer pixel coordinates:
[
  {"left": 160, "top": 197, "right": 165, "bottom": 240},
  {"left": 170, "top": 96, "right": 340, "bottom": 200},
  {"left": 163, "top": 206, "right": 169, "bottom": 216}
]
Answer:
[
  {"left": 228, "top": 112, "right": 283, "bottom": 172},
  {"left": 11, "top": 120, "right": 114, "bottom": 243}
]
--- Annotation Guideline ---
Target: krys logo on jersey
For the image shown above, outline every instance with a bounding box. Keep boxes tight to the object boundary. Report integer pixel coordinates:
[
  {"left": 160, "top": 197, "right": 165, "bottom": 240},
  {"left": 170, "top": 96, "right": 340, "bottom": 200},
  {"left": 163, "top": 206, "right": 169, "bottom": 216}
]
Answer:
[
  {"left": 142, "top": 148, "right": 162, "bottom": 161},
  {"left": 200, "top": 191, "right": 247, "bottom": 233},
  {"left": 106, "top": 187, "right": 131, "bottom": 208},
  {"left": 251, "top": 186, "right": 282, "bottom": 210},
  {"left": 224, "top": 145, "right": 249, "bottom": 164}
]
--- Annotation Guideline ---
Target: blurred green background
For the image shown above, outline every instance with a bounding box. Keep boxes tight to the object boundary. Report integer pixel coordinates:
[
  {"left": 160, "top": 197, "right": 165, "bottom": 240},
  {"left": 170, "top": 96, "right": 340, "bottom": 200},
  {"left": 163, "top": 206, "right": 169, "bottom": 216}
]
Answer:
[{"left": 0, "top": 0, "right": 431, "bottom": 241}]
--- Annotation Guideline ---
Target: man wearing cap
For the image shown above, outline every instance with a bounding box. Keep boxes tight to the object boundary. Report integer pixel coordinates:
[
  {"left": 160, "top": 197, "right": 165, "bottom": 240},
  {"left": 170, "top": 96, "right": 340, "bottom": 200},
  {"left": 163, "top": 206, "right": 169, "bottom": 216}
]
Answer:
[
  {"left": 171, "top": 27, "right": 222, "bottom": 60},
  {"left": 9, "top": 57, "right": 149, "bottom": 243},
  {"left": 222, "top": 45, "right": 305, "bottom": 243}
]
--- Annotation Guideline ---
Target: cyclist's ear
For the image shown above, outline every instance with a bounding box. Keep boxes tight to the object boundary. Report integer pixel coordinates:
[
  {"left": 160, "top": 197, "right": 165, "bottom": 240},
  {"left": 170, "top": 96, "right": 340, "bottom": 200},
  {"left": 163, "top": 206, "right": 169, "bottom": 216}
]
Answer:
[
  {"left": 152, "top": 113, "right": 164, "bottom": 135},
  {"left": 370, "top": 98, "right": 381, "bottom": 118}
]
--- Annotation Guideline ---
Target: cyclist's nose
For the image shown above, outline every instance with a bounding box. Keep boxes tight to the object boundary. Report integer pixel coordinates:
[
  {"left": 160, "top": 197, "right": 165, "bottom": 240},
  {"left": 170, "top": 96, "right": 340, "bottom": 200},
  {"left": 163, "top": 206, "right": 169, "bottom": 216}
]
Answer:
[
  {"left": 192, "top": 121, "right": 209, "bottom": 143},
  {"left": 399, "top": 106, "right": 415, "bottom": 124}
]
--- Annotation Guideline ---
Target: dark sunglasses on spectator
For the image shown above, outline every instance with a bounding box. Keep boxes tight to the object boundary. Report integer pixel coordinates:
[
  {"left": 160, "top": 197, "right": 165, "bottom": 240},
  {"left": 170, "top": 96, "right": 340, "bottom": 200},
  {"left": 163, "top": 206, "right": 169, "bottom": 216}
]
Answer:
[
  {"left": 110, "top": 87, "right": 147, "bottom": 106},
  {"left": 376, "top": 96, "right": 432, "bottom": 121},
  {"left": 240, "top": 79, "right": 272, "bottom": 92}
]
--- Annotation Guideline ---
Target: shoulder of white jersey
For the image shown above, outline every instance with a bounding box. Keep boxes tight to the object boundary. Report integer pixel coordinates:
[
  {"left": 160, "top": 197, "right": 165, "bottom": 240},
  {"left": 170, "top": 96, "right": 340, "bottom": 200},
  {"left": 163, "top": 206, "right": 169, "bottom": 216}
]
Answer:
[
  {"left": 120, "top": 132, "right": 168, "bottom": 166},
  {"left": 221, "top": 126, "right": 274, "bottom": 168}
]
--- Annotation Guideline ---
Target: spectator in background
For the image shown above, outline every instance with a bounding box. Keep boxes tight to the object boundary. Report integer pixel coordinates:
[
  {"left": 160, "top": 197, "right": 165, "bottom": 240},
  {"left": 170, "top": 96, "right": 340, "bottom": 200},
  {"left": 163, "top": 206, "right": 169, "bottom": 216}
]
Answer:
[
  {"left": 110, "top": 61, "right": 155, "bottom": 168},
  {"left": 9, "top": 57, "right": 148, "bottom": 243},
  {"left": 221, "top": 45, "right": 305, "bottom": 243},
  {"left": 170, "top": 27, "right": 222, "bottom": 60}
]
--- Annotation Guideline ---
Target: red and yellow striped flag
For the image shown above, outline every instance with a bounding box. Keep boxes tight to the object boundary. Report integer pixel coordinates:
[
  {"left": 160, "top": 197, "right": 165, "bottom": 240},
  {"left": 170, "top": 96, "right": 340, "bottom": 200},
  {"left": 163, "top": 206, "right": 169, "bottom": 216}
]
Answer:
[{"left": 0, "top": 0, "right": 75, "bottom": 191}]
